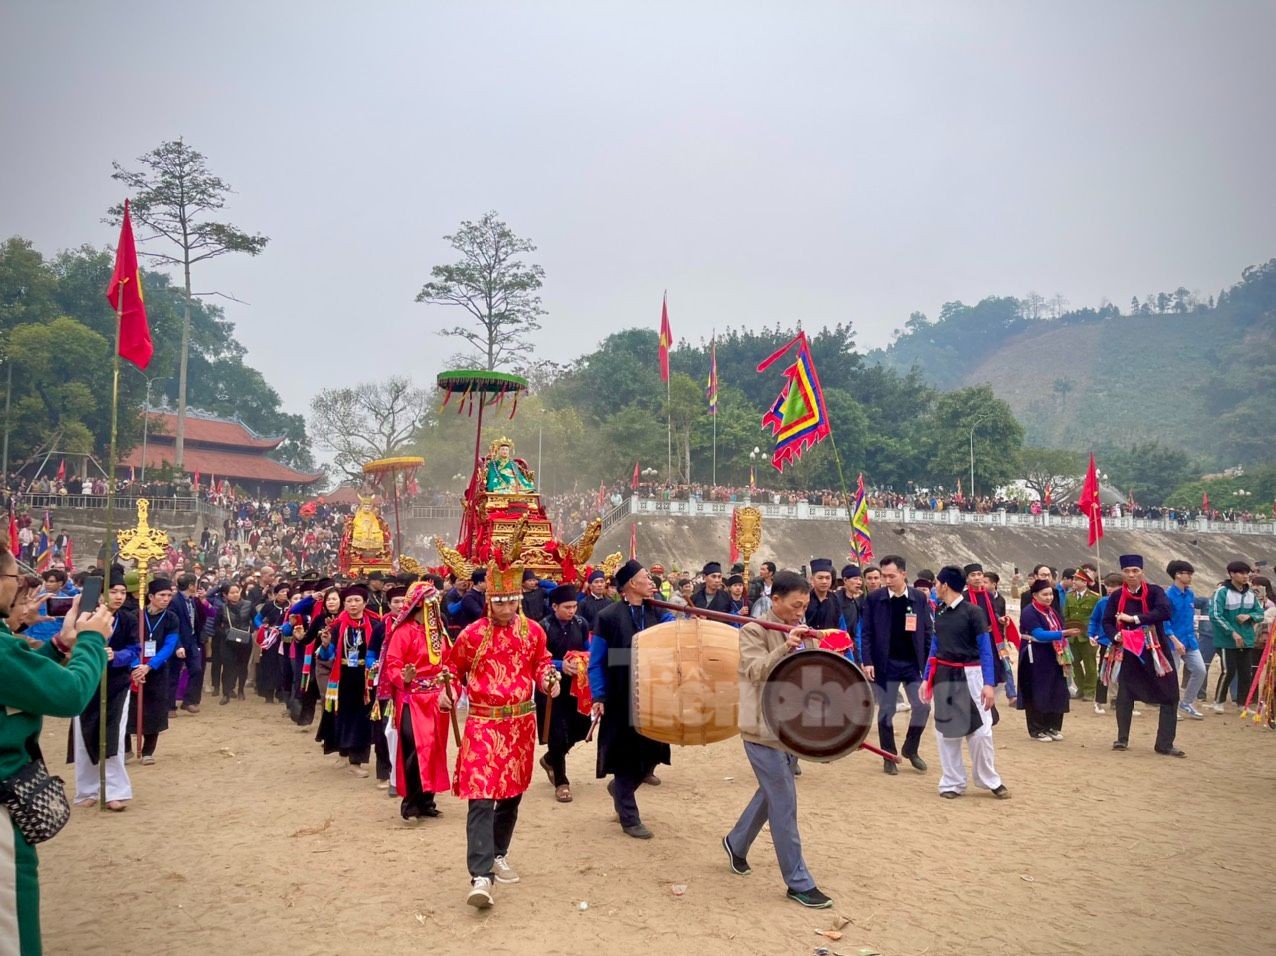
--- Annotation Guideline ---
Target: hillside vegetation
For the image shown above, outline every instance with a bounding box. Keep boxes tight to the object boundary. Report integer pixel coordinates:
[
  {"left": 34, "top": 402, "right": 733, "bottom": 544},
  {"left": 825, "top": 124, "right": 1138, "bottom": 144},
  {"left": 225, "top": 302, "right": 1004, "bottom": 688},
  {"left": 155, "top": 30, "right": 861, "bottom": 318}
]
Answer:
[{"left": 875, "top": 259, "right": 1276, "bottom": 468}]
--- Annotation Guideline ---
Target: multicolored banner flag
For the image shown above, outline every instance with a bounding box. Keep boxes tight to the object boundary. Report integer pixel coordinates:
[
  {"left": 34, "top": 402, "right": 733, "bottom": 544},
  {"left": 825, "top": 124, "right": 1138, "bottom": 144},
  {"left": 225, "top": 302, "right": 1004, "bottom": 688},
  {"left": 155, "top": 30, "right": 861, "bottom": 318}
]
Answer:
[
  {"left": 851, "top": 474, "right": 873, "bottom": 563},
  {"left": 757, "top": 331, "right": 831, "bottom": 472},
  {"left": 1078, "top": 453, "right": 1104, "bottom": 547},
  {"left": 106, "top": 198, "right": 153, "bottom": 370},
  {"left": 658, "top": 293, "right": 672, "bottom": 383},
  {"left": 706, "top": 335, "right": 718, "bottom": 415}
]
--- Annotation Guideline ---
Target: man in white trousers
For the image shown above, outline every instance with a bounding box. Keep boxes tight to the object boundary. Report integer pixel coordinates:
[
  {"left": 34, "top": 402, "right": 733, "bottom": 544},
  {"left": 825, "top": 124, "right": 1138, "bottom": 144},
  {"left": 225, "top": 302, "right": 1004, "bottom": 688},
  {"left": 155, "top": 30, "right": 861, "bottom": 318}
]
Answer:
[
  {"left": 922, "top": 566, "right": 1010, "bottom": 801},
  {"left": 71, "top": 574, "right": 138, "bottom": 810}
]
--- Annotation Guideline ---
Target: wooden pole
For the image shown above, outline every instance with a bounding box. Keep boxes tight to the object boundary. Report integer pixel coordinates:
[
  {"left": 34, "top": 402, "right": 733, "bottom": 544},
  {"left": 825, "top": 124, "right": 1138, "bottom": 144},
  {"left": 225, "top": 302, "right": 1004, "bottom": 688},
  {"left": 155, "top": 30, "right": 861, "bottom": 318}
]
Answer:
[{"left": 100, "top": 288, "right": 124, "bottom": 810}]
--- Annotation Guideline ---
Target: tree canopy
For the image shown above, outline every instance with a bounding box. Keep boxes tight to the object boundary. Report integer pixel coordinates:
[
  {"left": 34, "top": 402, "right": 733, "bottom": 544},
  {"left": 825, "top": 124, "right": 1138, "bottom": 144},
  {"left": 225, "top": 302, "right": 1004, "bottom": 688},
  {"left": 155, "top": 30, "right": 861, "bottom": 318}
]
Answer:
[{"left": 0, "top": 236, "right": 310, "bottom": 472}]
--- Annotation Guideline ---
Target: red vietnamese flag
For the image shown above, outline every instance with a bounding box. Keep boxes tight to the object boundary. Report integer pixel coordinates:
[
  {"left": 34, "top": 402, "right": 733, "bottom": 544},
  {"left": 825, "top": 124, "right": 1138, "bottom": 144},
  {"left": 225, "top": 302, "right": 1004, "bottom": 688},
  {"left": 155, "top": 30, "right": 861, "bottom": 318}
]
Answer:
[
  {"left": 106, "top": 199, "right": 153, "bottom": 369},
  {"left": 631, "top": 460, "right": 640, "bottom": 492},
  {"left": 56, "top": 459, "right": 65, "bottom": 482},
  {"left": 658, "top": 293, "right": 672, "bottom": 383},
  {"left": 1078, "top": 453, "right": 1104, "bottom": 547},
  {"left": 1202, "top": 490, "right": 1210, "bottom": 513}
]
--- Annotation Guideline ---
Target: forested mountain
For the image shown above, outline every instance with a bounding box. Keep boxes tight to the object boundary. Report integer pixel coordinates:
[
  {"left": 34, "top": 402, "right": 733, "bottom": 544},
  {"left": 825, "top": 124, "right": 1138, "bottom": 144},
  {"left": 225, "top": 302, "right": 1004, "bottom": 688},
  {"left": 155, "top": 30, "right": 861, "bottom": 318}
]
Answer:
[{"left": 874, "top": 259, "right": 1276, "bottom": 469}]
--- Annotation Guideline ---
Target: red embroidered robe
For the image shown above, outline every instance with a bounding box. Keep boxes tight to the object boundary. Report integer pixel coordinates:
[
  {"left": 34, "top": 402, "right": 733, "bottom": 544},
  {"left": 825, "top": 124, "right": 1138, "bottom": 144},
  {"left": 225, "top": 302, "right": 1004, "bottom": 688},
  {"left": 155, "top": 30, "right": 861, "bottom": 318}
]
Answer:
[
  {"left": 446, "top": 616, "right": 553, "bottom": 799},
  {"left": 381, "top": 619, "right": 451, "bottom": 794}
]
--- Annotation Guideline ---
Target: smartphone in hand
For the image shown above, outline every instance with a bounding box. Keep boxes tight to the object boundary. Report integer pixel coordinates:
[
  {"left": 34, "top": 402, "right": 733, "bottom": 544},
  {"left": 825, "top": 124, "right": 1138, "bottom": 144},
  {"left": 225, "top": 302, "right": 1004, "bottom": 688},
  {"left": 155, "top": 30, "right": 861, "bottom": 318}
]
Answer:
[{"left": 78, "top": 575, "right": 104, "bottom": 612}]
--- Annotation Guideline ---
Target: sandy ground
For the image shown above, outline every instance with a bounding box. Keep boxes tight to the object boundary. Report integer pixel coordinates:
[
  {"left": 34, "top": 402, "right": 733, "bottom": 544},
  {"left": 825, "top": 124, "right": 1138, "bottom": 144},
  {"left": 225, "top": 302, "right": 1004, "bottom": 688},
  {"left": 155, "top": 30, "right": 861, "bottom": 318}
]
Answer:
[{"left": 35, "top": 669, "right": 1275, "bottom": 956}]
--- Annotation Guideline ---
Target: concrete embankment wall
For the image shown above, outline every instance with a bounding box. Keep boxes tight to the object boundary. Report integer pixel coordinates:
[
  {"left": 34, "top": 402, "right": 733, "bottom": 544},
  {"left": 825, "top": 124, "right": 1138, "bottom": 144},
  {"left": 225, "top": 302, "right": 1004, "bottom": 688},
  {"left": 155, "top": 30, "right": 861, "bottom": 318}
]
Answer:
[{"left": 593, "top": 515, "right": 1276, "bottom": 585}]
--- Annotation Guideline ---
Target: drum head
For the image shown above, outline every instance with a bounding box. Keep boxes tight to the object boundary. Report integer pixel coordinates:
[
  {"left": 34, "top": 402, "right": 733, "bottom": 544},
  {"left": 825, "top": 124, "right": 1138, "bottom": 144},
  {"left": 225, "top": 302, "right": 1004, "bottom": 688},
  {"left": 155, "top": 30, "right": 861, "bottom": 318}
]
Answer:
[{"left": 762, "top": 650, "right": 874, "bottom": 762}]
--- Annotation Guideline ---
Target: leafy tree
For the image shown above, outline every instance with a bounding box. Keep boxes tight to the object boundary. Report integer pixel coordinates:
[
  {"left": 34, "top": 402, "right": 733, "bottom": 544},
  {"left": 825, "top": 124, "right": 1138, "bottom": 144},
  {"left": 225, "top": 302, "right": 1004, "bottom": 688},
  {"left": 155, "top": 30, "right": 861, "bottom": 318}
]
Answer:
[
  {"left": 110, "top": 138, "right": 269, "bottom": 466},
  {"left": 415, "top": 211, "right": 544, "bottom": 371},
  {"left": 1100, "top": 441, "right": 1192, "bottom": 506},
  {"left": 1018, "top": 447, "right": 1082, "bottom": 502},
  {"left": 310, "top": 377, "right": 428, "bottom": 481},
  {"left": 923, "top": 386, "right": 1024, "bottom": 496}
]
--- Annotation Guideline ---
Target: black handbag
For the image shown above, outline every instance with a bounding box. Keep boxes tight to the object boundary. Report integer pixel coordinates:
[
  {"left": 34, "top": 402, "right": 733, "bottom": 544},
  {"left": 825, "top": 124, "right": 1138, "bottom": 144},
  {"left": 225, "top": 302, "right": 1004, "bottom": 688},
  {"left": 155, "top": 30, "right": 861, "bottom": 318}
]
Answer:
[
  {"left": 224, "top": 607, "right": 251, "bottom": 645},
  {"left": 0, "top": 736, "right": 71, "bottom": 845}
]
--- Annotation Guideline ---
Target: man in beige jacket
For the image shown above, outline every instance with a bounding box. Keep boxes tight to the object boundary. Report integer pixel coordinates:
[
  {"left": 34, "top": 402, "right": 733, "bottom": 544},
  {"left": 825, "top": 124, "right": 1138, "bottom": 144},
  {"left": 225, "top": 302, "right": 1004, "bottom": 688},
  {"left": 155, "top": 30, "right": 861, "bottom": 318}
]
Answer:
[{"left": 722, "top": 570, "right": 834, "bottom": 909}]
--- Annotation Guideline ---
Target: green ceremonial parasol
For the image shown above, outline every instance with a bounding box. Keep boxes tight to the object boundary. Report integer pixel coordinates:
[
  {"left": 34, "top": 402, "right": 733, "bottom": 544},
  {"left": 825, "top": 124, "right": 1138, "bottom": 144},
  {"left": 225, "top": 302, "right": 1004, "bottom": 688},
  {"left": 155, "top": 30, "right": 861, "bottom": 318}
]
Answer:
[{"left": 437, "top": 369, "right": 529, "bottom": 467}]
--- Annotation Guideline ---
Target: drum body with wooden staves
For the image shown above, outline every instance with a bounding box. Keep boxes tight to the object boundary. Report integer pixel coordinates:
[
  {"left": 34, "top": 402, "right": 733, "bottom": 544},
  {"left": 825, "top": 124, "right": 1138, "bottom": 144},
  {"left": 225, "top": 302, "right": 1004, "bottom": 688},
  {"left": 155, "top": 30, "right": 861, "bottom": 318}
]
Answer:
[
  {"left": 631, "top": 618, "right": 740, "bottom": 746},
  {"left": 761, "top": 649, "right": 874, "bottom": 762}
]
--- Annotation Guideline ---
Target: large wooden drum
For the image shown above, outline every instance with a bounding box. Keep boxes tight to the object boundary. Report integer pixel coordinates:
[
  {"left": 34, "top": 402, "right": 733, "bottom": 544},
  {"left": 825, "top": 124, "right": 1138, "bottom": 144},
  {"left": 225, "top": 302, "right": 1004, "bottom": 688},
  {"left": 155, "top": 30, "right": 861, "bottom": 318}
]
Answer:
[
  {"left": 762, "top": 650, "right": 874, "bottom": 762},
  {"left": 631, "top": 618, "right": 740, "bottom": 746}
]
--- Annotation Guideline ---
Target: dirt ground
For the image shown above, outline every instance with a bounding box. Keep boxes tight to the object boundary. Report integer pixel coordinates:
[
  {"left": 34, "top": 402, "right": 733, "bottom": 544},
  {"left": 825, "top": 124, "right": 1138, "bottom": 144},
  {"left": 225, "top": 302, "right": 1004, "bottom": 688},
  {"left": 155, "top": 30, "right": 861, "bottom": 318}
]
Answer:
[{"left": 36, "top": 674, "right": 1275, "bottom": 956}]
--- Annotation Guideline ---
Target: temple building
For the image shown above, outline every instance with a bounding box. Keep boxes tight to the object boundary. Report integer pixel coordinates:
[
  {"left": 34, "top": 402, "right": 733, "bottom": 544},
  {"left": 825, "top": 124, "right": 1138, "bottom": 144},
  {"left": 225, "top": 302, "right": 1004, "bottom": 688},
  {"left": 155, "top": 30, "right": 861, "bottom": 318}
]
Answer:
[{"left": 121, "top": 409, "right": 322, "bottom": 495}]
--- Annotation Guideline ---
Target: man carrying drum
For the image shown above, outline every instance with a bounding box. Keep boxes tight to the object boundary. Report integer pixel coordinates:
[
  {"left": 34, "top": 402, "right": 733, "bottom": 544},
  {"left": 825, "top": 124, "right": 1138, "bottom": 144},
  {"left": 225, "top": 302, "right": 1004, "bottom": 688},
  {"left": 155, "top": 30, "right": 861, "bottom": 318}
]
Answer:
[{"left": 722, "top": 570, "right": 834, "bottom": 909}]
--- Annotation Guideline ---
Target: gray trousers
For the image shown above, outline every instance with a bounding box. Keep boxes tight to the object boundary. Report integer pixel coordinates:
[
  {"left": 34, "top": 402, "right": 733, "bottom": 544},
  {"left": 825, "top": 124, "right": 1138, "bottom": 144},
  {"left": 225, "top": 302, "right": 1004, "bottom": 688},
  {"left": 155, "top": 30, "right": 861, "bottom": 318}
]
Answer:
[
  {"left": 466, "top": 795, "right": 521, "bottom": 879},
  {"left": 726, "top": 741, "right": 815, "bottom": 893}
]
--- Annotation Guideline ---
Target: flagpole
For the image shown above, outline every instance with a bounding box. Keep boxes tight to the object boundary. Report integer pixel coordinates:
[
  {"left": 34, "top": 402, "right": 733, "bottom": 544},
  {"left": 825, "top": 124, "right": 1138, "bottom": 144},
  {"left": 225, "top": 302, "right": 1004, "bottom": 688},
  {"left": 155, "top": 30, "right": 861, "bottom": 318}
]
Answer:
[
  {"left": 100, "top": 292, "right": 124, "bottom": 810},
  {"left": 825, "top": 428, "right": 858, "bottom": 556},
  {"left": 711, "top": 330, "right": 717, "bottom": 487}
]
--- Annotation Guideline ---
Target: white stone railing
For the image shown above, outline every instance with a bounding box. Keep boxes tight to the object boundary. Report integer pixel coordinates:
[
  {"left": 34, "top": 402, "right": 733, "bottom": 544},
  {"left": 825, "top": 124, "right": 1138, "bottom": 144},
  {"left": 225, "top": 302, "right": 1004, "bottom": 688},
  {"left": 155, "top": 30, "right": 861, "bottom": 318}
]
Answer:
[{"left": 629, "top": 497, "right": 1276, "bottom": 537}]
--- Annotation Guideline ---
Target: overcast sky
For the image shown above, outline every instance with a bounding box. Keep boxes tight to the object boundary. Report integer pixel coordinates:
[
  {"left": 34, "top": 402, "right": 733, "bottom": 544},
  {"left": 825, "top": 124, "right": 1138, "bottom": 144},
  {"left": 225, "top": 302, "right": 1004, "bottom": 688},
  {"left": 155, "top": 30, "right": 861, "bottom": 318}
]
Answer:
[{"left": 3, "top": 1, "right": 1273, "bottom": 418}]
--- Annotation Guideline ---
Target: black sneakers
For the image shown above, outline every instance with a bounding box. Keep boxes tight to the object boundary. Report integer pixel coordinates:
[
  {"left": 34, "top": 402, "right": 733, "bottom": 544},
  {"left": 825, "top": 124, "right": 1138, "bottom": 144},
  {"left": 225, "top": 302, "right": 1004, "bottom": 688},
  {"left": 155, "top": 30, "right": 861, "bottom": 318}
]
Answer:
[
  {"left": 787, "top": 886, "right": 833, "bottom": 909},
  {"left": 722, "top": 836, "right": 751, "bottom": 875}
]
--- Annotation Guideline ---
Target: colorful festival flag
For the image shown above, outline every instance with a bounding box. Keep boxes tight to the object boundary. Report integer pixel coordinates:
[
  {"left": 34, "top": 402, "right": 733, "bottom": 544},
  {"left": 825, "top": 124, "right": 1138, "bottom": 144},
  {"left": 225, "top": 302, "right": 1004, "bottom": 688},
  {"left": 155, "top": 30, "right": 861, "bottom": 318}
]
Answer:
[
  {"left": 658, "top": 293, "right": 673, "bottom": 383},
  {"left": 757, "top": 331, "right": 831, "bottom": 472},
  {"left": 706, "top": 335, "right": 718, "bottom": 414},
  {"left": 106, "top": 198, "right": 153, "bottom": 370},
  {"left": 851, "top": 474, "right": 874, "bottom": 563},
  {"left": 1078, "top": 453, "right": 1104, "bottom": 547}
]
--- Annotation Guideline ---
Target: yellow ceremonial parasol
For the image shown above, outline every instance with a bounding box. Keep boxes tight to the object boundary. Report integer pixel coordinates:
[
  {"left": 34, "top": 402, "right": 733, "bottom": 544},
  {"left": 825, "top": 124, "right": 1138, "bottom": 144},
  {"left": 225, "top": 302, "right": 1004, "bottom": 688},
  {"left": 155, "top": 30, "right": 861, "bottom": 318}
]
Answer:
[{"left": 363, "top": 456, "right": 426, "bottom": 562}]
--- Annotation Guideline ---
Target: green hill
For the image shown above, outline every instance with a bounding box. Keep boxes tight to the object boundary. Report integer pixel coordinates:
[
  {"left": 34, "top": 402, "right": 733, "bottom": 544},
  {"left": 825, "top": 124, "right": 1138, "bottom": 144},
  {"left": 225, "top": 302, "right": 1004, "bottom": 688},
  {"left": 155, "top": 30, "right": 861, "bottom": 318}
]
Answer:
[{"left": 874, "top": 260, "right": 1276, "bottom": 468}]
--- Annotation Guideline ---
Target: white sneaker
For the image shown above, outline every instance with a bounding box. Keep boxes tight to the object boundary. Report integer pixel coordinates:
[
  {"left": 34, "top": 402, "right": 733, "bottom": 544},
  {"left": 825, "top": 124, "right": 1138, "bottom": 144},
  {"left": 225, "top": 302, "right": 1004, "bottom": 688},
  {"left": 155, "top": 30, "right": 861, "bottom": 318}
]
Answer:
[
  {"left": 898, "top": 702, "right": 912, "bottom": 712},
  {"left": 493, "top": 855, "right": 520, "bottom": 884},
  {"left": 1211, "top": 702, "right": 1224, "bottom": 714},
  {"left": 1131, "top": 709, "right": 1143, "bottom": 717},
  {"left": 1031, "top": 732, "right": 1053, "bottom": 742},
  {"left": 1046, "top": 730, "right": 1064, "bottom": 741},
  {"left": 1093, "top": 702, "right": 1107, "bottom": 715},
  {"left": 467, "top": 876, "right": 494, "bottom": 908}
]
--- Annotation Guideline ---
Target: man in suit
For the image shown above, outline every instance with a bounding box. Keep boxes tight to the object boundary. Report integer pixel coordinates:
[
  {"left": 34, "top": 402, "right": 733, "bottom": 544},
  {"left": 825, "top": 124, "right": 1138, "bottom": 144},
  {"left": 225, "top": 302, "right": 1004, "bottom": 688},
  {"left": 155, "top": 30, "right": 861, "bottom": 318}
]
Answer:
[{"left": 860, "top": 553, "right": 933, "bottom": 775}]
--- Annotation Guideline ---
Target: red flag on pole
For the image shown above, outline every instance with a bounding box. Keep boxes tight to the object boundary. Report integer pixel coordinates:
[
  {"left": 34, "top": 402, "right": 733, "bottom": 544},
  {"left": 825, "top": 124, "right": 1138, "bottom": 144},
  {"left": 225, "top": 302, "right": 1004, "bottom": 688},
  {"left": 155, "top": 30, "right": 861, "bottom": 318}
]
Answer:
[
  {"left": 7, "top": 501, "right": 17, "bottom": 557},
  {"left": 1078, "top": 453, "right": 1104, "bottom": 547},
  {"left": 106, "top": 199, "right": 153, "bottom": 370},
  {"left": 194, "top": 469, "right": 201, "bottom": 489},
  {"left": 631, "top": 460, "right": 640, "bottom": 492},
  {"left": 629, "top": 522, "right": 637, "bottom": 559},
  {"left": 56, "top": 459, "right": 66, "bottom": 482},
  {"left": 1202, "top": 490, "right": 1210, "bottom": 513},
  {"left": 658, "top": 293, "right": 672, "bottom": 383}
]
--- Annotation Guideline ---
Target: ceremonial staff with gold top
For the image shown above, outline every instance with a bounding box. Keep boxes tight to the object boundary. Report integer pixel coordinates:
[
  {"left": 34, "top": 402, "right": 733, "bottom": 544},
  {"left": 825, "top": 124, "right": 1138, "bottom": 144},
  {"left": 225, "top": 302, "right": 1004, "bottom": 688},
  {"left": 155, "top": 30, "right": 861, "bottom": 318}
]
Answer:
[
  {"left": 117, "top": 501, "right": 171, "bottom": 759},
  {"left": 102, "top": 198, "right": 155, "bottom": 810}
]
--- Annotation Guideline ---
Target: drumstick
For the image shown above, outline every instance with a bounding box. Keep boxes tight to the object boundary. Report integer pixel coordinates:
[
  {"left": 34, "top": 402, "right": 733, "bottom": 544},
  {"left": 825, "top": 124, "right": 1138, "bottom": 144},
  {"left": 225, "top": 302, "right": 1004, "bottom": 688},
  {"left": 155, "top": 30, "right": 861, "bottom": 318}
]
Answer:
[
  {"left": 540, "top": 687, "right": 553, "bottom": 745},
  {"left": 859, "top": 741, "right": 902, "bottom": 763},
  {"left": 585, "top": 713, "right": 601, "bottom": 743}
]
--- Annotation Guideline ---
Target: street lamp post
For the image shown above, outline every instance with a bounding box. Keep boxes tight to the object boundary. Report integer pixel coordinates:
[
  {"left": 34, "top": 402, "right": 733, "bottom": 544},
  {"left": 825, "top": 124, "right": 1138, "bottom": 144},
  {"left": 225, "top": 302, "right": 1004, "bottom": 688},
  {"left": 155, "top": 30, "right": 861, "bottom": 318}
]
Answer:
[{"left": 969, "top": 414, "right": 991, "bottom": 499}]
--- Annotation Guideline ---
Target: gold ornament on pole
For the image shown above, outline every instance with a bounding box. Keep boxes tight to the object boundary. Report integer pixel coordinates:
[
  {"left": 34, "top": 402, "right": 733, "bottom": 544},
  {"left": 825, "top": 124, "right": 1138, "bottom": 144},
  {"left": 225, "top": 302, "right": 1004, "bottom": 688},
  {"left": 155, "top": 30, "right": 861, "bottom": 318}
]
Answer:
[
  {"left": 116, "top": 499, "right": 171, "bottom": 780},
  {"left": 735, "top": 506, "right": 762, "bottom": 587}
]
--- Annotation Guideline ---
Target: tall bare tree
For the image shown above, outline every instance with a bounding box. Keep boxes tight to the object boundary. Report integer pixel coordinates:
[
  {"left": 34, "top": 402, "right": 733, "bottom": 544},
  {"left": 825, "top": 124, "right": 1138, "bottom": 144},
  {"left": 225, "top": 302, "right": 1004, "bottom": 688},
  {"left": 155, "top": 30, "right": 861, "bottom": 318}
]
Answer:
[
  {"left": 310, "top": 377, "right": 427, "bottom": 481},
  {"left": 110, "top": 138, "right": 268, "bottom": 467},
  {"left": 415, "top": 211, "right": 544, "bottom": 370}
]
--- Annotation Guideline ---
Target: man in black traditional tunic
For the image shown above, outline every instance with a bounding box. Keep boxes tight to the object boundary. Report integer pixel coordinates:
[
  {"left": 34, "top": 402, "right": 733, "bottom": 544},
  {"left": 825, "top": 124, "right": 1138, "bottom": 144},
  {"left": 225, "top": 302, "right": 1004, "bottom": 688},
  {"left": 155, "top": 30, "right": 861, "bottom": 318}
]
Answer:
[
  {"left": 923, "top": 567, "right": 1009, "bottom": 800},
  {"left": 692, "top": 561, "right": 732, "bottom": 613},
  {"left": 804, "top": 558, "right": 842, "bottom": 629},
  {"left": 1101, "top": 553, "right": 1183, "bottom": 757},
  {"left": 589, "top": 560, "right": 673, "bottom": 839},
  {"left": 536, "top": 584, "right": 593, "bottom": 802}
]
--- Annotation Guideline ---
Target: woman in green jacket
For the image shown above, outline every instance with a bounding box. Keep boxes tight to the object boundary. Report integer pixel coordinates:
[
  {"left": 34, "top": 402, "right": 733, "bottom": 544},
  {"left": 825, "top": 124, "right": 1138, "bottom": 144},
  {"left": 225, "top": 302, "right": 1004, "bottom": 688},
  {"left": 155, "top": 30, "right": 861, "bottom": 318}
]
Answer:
[{"left": 0, "top": 542, "right": 112, "bottom": 956}]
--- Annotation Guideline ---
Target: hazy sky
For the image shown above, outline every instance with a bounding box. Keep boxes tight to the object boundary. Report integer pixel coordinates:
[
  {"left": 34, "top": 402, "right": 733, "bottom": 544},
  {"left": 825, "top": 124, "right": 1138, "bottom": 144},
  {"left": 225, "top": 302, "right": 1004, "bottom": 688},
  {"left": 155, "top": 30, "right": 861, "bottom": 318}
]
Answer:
[{"left": 3, "top": 1, "right": 1274, "bottom": 419}]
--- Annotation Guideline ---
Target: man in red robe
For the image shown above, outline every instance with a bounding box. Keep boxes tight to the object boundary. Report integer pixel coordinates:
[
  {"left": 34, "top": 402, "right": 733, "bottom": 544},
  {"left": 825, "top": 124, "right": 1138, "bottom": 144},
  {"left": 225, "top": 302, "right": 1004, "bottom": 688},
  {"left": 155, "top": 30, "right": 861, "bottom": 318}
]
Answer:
[
  {"left": 381, "top": 581, "right": 452, "bottom": 820},
  {"left": 441, "top": 552, "right": 559, "bottom": 909}
]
